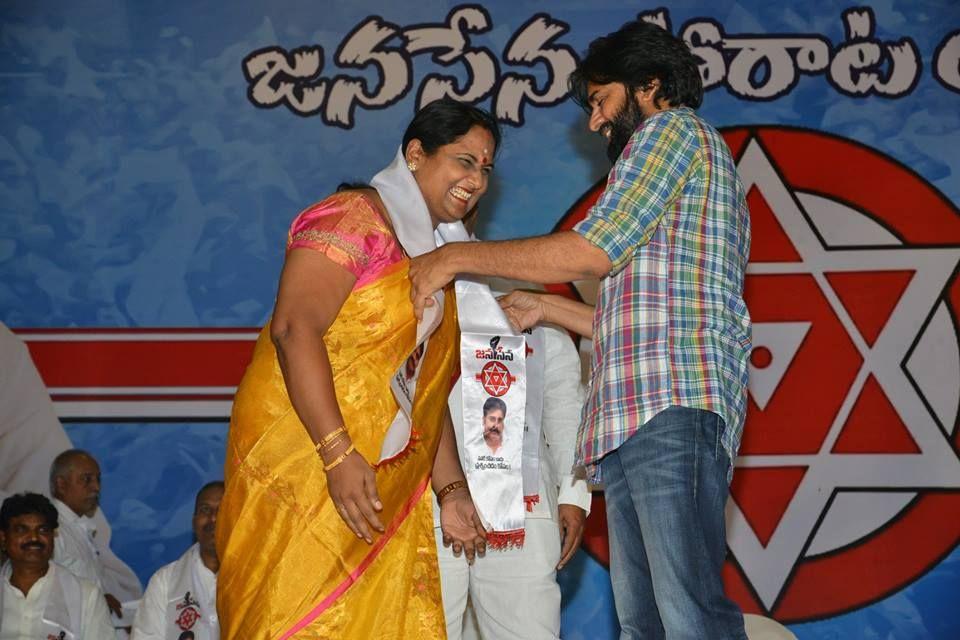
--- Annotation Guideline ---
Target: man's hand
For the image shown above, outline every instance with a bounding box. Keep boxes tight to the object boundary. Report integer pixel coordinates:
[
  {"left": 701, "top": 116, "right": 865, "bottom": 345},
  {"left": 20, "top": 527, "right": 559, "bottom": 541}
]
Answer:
[
  {"left": 556, "top": 504, "right": 587, "bottom": 570},
  {"left": 439, "top": 487, "right": 487, "bottom": 564},
  {"left": 498, "top": 290, "right": 548, "bottom": 331},
  {"left": 409, "top": 246, "right": 458, "bottom": 319},
  {"left": 104, "top": 593, "right": 123, "bottom": 618}
]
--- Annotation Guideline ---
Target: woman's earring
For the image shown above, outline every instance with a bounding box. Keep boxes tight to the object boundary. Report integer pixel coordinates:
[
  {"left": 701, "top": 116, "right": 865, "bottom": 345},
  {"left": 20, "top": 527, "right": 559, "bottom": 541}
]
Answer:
[{"left": 407, "top": 161, "right": 418, "bottom": 172}]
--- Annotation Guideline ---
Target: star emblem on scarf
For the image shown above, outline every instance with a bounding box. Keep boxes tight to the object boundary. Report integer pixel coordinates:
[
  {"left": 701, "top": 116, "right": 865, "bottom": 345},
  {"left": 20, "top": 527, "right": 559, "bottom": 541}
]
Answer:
[{"left": 476, "top": 361, "right": 515, "bottom": 397}]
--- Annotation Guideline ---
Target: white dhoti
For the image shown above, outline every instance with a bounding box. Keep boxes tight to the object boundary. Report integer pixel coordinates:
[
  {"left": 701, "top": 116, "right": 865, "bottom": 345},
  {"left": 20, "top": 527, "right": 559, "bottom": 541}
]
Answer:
[{"left": 436, "top": 518, "right": 562, "bottom": 640}]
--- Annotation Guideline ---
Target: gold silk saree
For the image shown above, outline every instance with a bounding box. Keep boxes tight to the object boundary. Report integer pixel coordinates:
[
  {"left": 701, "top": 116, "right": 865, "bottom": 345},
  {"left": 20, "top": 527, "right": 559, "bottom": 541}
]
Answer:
[{"left": 217, "top": 194, "right": 456, "bottom": 639}]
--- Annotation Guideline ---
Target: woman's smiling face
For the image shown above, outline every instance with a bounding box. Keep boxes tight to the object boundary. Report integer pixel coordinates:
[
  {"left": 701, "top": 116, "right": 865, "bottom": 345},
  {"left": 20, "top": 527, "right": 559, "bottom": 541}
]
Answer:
[{"left": 406, "top": 125, "right": 496, "bottom": 228}]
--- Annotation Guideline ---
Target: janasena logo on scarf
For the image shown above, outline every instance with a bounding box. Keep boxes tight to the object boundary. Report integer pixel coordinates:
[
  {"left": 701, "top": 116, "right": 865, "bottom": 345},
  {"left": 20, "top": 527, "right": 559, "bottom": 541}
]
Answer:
[
  {"left": 554, "top": 127, "right": 960, "bottom": 622},
  {"left": 475, "top": 335, "right": 516, "bottom": 361}
]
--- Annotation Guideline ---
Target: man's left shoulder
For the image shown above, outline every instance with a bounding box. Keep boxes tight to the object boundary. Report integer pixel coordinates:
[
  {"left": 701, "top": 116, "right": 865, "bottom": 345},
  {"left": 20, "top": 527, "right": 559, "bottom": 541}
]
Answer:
[
  {"left": 683, "top": 109, "right": 729, "bottom": 144},
  {"left": 642, "top": 108, "right": 710, "bottom": 154},
  {"left": 652, "top": 107, "right": 701, "bottom": 131}
]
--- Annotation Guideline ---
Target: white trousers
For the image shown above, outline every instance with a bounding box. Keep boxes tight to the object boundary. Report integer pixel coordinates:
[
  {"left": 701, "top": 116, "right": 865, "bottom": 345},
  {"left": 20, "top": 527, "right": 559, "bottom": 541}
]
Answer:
[{"left": 435, "top": 518, "right": 562, "bottom": 640}]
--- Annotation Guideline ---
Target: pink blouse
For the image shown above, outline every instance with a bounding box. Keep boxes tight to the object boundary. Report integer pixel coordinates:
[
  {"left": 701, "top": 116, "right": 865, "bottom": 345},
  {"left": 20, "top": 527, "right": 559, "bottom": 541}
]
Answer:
[{"left": 287, "top": 191, "right": 404, "bottom": 289}]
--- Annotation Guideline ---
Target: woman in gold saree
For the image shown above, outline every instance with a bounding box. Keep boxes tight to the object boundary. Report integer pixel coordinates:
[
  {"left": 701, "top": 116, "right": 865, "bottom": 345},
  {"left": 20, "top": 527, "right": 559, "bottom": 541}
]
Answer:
[{"left": 216, "top": 99, "right": 500, "bottom": 639}]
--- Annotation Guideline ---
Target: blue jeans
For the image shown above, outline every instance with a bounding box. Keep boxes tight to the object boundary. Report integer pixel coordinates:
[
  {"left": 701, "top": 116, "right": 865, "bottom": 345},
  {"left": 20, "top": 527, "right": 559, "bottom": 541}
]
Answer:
[{"left": 601, "top": 406, "right": 746, "bottom": 640}]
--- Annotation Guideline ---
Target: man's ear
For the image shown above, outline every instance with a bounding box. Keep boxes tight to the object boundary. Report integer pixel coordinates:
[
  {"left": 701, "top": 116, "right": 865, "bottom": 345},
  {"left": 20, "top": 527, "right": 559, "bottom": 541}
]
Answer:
[{"left": 634, "top": 79, "right": 662, "bottom": 110}]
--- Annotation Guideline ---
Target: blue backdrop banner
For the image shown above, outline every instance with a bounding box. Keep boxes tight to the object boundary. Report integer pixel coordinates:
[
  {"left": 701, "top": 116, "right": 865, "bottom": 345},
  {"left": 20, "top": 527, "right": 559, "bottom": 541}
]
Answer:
[{"left": 2, "top": 2, "right": 959, "bottom": 638}]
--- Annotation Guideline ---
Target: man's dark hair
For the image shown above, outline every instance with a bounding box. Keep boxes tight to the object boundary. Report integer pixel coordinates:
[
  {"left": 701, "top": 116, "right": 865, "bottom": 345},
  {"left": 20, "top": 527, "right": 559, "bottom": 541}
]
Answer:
[
  {"left": 194, "top": 480, "right": 224, "bottom": 513},
  {"left": 569, "top": 20, "right": 703, "bottom": 111},
  {"left": 0, "top": 492, "right": 58, "bottom": 531},
  {"left": 401, "top": 97, "right": 501, "bottom": 158},
  {"left": 482, "top": 396, "right": 507, "bottom": 416}
]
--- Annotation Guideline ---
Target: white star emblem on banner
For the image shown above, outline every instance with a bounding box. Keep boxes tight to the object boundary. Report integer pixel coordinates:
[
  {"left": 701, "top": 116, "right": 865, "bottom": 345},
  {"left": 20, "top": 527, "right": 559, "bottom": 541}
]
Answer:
[{"left": 727, "top": 138, "right": 960, "bottom": 609}]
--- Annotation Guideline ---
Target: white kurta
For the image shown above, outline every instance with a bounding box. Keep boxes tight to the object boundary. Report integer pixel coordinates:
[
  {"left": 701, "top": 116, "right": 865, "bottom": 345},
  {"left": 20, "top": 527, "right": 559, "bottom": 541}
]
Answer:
[
  {"left": 0, "top": 562, "right": 115, "bottom": 640},
  {"left": 130, "top": 544, "right": 218, "bottom": 640},
  {"left": 51, "top": 500, "right": 105, "bottom": 591},
  {"left": 51, "top": 500, "right": 141, "bottom": 603},
  {"left": 437, "top": 323, "right": 591, "bottom": 640}
]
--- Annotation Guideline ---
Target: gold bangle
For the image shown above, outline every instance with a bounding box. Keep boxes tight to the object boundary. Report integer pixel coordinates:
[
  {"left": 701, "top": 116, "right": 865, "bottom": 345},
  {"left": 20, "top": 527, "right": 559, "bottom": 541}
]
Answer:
[
  {"left": 319, "top": 432, "right": 349, "bottom": 454},
  {"left": 323, "top": 444, "right": 356, "bottom": 472},
  {"left": 314, "top": 426, "right": 347, "bottom": 452},
  {"left": 436, "top": 480, "right": 467, "bottom": 503}
]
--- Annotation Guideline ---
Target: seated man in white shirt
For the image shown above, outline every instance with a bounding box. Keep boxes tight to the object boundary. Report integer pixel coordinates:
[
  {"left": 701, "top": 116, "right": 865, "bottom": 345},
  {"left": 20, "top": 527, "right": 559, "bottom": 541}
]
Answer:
[
  {"left": 437, "top": 322, "right": 592, "bottom": 640},
  {"left": 0, "top": 492, "right": 114, "bottom": 639},
  {"left": 132, "top": 481, "right": 223, "bottom": 640},
  {"left": 49, "top": 448, "right": 142, "bottom": 632}
]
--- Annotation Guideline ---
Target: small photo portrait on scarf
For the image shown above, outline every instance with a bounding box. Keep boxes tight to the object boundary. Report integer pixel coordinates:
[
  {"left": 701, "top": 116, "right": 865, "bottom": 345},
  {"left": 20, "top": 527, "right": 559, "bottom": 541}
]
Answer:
[{"left": 482, "top": 396, "right": 507, "bottom": 455}]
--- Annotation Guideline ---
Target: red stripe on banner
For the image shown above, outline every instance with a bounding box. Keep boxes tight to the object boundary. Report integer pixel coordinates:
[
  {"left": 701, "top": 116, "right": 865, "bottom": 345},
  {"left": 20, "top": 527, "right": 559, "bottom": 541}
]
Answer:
[{"left": 26, "top": 339, "right": 256, "bottom": 387}]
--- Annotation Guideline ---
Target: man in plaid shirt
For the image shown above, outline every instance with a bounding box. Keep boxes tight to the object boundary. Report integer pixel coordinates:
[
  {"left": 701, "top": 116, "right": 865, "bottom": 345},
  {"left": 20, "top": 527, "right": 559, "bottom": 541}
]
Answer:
[{"left": 410, "top": 20, "right": 750, "bottom": 639}]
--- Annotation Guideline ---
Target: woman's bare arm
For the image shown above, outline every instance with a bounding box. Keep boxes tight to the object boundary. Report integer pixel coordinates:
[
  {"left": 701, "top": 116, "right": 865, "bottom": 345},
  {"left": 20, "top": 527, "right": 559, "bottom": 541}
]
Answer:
[{"left": 271, "top": 248, "right": 384, "bottom": 543}]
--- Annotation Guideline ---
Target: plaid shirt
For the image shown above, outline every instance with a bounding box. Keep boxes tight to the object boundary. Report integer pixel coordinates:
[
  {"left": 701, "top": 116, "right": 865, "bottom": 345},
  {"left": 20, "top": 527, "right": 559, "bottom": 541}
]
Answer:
[{"left": 573, "top": 107, "right": 751, "bottom": 479}]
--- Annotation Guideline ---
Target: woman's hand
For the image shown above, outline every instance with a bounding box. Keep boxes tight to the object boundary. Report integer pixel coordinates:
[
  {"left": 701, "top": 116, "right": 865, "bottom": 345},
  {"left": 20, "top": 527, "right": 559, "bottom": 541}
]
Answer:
[
  {"left": 324, "top": 445, "right": 384, "bottom": 544},
  {"left": 498, "top": 290, "right": 547, "bottom": 332},
  {"left": 439, "top": 487, "right": 487, "bottom": 564}
]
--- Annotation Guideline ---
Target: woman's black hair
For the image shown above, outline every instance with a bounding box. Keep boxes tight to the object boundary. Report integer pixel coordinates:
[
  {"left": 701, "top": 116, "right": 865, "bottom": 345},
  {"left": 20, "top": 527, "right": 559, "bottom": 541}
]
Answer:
[
  {"left": 569, "top": 20, "right": 703, "bottom": 111},
  {"left": 401, "top": 97, "right": 501, "bottom": 157},
  {"left": 336, "top": 182, "right": 371, "bottom": 191}
]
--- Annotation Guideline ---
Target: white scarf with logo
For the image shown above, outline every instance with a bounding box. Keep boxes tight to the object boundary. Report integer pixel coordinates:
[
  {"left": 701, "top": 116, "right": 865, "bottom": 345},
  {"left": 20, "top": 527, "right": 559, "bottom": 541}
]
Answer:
[
  {"left": 370, "top": 148, "right": 530, "bottom": 546},
  {"left": 160, "top": 545, "right": 218, "bottom": 640},
  {"left": 454, "top": 278, "right": 528, "bottom": 547}
]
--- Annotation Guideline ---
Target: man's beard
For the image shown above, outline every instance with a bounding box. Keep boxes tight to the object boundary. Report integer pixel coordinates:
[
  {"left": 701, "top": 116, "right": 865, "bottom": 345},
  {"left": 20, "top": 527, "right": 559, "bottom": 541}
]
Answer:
[{"left": 604, "top": 95, "right": 645, "bottom": 164}]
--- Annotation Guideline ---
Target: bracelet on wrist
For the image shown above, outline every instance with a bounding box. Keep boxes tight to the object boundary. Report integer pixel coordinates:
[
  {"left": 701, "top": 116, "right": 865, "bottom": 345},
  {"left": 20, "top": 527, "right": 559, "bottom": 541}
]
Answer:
[
  {"left": 319, "top": 432, "right": 349, "bottom": 456},
  {"left": 323, "top": 444, "right": 356, "bottom": 472},
  {"left": 314, "top": 426, "right": 347, "bottom": 452},
  {"left": 436, "top": 480, "right": 467, "bottom": 503}
]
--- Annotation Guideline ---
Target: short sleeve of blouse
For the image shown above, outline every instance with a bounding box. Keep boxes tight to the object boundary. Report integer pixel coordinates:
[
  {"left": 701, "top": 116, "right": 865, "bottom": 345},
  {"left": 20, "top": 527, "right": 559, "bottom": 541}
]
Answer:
[{"left": 286, "top": 191, "right": 401, "bottom": 283}]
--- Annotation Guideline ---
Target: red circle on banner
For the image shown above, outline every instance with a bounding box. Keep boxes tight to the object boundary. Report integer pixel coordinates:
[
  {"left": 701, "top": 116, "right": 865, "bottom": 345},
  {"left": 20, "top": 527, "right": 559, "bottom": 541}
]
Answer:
[
  {"left": 560, "top": 127, "right": 960, "bottom": 623},
  {"left": 750, "top": 346, "right": 773, "bottom": 369},
  {"left": 476, "top": 360, "right": 515, "bottom": 397}
]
